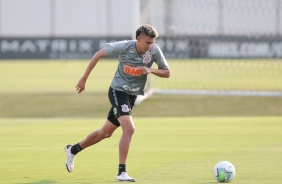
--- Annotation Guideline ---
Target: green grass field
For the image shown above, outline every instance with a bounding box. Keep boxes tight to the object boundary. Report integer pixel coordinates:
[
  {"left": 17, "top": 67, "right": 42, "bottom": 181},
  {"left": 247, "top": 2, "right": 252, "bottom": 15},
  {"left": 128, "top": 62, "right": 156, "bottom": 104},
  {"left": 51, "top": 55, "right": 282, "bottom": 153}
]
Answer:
[
  {"left": 0, "top": 60, "right": 282, "bottom": 183},
  {"left": 0, "top": 60, "right": 282, "bottom": 117},
  {"left": 1, "top": 117, "right": 282, "bottom": 184},
  {"left": 0, "top": 59, "right": 282, "bottom": 93}
]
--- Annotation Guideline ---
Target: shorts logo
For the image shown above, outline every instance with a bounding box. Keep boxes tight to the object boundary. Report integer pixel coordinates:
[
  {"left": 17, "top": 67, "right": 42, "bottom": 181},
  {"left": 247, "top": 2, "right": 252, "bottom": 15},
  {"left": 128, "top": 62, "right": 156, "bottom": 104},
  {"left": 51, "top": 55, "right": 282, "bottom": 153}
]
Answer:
[
  {"left": 143, "top": 51, "right": 152, "bottom": 64},
  {"left": 121, "top": 104, "right": 129, "bottom": 113},
  {"left": 113, "top": 107, "right": 117, "bottom": 115}
]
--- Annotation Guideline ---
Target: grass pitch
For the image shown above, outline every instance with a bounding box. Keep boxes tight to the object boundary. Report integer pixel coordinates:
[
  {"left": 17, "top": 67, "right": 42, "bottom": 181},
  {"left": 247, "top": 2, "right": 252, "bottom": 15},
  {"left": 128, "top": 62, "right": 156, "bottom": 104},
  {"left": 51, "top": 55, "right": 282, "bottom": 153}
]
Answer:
[
  {"left": 0, "top": 60, "right": 282, "bottom": 117},
  {"left": 0, "top": 60, "right": 281, "bottom": 183},
  {"left": 0, "top": 59, "right": 282, "bottom": 93},
  {"left": 0, "top": 117, "right": 282, "bottom": 184}
]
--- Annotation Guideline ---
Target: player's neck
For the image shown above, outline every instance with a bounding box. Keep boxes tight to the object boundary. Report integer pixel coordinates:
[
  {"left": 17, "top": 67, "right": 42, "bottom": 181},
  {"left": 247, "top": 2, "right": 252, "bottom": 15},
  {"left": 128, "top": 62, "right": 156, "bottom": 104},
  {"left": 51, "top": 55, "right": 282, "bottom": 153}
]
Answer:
[{"left": 135, "top": 42, "right": 143, "bottom": 55}]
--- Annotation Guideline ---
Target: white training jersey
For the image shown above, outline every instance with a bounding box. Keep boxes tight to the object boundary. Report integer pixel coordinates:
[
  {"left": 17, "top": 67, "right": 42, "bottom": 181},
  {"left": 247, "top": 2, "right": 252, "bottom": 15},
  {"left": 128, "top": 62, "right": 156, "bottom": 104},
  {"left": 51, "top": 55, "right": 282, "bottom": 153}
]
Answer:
[{"left": 104, "top": 40, "right": 169, "bottom": 96}]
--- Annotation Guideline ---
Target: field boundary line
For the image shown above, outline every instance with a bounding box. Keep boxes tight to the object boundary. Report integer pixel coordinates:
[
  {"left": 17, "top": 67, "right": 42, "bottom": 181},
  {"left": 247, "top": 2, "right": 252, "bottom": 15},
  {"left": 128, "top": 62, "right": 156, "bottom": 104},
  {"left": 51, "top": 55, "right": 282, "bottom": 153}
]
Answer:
[{"left": 152, "top": 89, "right": 282, "bottom": 96}]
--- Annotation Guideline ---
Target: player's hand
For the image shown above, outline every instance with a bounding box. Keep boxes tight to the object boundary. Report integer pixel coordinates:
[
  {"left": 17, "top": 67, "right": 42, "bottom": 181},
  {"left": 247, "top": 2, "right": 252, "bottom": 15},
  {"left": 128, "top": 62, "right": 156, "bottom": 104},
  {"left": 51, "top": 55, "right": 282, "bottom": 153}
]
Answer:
[
  {"left": 138, "top": 66, "right": 151, "bottom": 75},
  {"left": 76, "top": 78, "right": 86, "bottom": 93}
]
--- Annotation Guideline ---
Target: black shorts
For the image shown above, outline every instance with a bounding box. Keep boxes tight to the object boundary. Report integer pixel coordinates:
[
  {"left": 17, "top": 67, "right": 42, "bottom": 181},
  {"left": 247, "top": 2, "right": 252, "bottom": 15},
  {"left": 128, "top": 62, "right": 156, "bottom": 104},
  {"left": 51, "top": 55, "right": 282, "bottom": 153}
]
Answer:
[{"left": 107, "top": 87, "right": 137, "bottom": 126}]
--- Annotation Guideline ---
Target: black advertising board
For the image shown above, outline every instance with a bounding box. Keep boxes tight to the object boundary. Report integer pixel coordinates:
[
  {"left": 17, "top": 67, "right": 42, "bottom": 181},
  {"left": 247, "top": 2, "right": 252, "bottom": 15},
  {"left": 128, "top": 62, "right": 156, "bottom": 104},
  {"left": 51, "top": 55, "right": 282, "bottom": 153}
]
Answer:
[{"left": 1, "top": 36, "right": 282, "bottom": 59}]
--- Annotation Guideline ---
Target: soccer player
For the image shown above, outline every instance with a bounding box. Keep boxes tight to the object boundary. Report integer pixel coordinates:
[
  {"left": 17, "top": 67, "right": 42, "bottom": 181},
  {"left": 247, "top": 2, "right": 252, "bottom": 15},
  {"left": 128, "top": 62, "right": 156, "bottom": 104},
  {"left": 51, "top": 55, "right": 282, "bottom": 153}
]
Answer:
[{"left": 65, "top": 24, "right": 170, "bottom": 182}]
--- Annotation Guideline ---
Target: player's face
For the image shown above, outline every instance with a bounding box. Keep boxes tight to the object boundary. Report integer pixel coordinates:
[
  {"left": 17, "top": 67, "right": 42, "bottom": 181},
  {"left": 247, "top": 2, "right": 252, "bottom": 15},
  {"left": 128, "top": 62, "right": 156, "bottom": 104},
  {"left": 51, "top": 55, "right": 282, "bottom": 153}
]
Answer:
[{"left": 136, "top": 34, "right": 155, "bottom": 54}]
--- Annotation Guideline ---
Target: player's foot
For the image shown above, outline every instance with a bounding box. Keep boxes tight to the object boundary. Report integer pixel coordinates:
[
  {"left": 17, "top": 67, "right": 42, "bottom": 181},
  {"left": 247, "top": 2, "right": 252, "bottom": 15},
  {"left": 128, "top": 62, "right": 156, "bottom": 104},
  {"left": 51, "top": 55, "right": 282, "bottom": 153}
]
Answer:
[
  {"left": 116, "top": 172, "right": 136, "bottom": 182},
  {"left": 65, "top": 144, "right": 76, "bottom": 173}
]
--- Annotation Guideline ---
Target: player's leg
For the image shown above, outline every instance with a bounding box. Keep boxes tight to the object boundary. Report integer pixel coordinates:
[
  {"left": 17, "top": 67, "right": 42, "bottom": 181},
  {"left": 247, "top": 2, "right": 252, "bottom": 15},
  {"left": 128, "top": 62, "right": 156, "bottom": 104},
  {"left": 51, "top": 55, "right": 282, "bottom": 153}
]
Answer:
[
  {"left": 65, "top": 119, "right": 118, "bottom": 173},
  {"left": 115, "top": 115, "right": 136, "bottom": 182},
  {"left": 115, "top": 108, "right": 137, "bottom": 181},
  {"left": 79, "top": 119, "right": 118, "bottom": 148},
  {"left": 115, "top": 115, "right": 137, "bottom": 182},
  {"left": 108, "top": 87, "right": 137, "bottom": 182},
  {"left": 107, "top": 108, "right": 137, "bottom": 182},
  {"left": 118, "top": 115, "right": 135, "bottom": 165}
]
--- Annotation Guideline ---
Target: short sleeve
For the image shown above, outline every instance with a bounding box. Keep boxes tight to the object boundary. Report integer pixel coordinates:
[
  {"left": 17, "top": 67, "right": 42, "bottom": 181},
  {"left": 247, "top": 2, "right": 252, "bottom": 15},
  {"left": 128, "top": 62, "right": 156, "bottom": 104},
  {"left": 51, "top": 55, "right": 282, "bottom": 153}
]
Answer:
[
  {"left": 153, "top": 44, "right": 169, "bottom": 70},
  {"left": 104, "top": 40, "right": 128, "bottom": 57}
]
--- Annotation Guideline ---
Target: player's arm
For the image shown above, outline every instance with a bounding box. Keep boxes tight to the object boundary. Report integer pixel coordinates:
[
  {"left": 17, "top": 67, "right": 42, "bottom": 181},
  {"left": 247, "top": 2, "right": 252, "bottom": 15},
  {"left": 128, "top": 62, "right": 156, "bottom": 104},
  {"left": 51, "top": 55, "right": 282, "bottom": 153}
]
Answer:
[
  {"left": 138, "top": 66, "right": 170, "bottom": 78},
  {"left": 76, "top": 49, "right": 106, "bottom": 93},
  {"left": 151, "top": 68, "right": 170, "bottom": 78}
]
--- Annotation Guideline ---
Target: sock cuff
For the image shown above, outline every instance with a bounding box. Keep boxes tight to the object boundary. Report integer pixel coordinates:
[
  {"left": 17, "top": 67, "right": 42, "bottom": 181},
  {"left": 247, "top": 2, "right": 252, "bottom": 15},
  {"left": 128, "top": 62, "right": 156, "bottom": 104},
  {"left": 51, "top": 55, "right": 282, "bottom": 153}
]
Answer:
[{"left": 70, "top": 143, "right": 83, "bottom": 155}]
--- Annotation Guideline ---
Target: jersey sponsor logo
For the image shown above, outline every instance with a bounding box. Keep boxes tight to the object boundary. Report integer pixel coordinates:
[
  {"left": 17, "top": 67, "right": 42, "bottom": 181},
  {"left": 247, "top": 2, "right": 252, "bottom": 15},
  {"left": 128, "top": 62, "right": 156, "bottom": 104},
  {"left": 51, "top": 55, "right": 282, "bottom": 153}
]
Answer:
[
  {"left": 121, "top": 104, "right": 130, "bottom": 112},
  {"left": 143, "top": 51, "right": 152, "bottom": 64},
  {"left": 123, "top": 85, "right": 140, "bottom": 92},
  {"left": 128, "top": 48, "right": 135, "bottom": 53},
  {"left": 124, "top": 65, "right": 142, "bottom": 76}
]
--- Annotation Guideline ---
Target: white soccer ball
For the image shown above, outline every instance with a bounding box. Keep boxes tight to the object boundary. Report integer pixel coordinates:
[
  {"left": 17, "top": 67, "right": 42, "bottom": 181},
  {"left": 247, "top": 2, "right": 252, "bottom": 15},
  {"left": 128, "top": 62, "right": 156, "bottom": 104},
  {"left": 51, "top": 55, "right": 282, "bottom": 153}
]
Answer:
[{"left": 213, "top": 161, "right": 236, "bottom": 183}]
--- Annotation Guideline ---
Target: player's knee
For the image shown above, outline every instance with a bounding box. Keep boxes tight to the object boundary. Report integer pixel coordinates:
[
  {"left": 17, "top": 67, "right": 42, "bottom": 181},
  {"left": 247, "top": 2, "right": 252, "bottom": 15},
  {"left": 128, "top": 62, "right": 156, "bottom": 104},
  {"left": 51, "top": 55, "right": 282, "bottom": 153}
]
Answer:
[
  {"left": 118, "top": 116, "right": 136, "bottom": 135},
  {"left": 99, "top": 130, "right": 113, "bottom": 139},
  {"left": 102, "top": 130, "right": 113, "bottom": 138},
  {"left": 104, "top": 132, "right": 113, "bottom": 138},
  {"left": 125, "top": 126, "right": 135, "bottom": 136}
]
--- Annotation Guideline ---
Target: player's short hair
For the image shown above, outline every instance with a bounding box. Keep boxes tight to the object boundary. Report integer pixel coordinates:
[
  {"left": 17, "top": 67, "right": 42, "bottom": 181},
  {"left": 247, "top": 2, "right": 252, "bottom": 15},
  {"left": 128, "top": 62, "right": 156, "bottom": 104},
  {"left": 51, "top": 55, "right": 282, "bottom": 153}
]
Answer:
[{"left": 135, "top": 24, "right": 159, "bottom": 39}]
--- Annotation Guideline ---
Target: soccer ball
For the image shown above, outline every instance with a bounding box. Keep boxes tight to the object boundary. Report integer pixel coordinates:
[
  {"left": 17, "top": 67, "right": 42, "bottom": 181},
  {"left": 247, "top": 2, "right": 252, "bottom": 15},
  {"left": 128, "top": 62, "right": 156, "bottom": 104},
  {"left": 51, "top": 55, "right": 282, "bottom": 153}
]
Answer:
[{"left": 213, "top": 161, "right": 236, "bottom": 183}]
